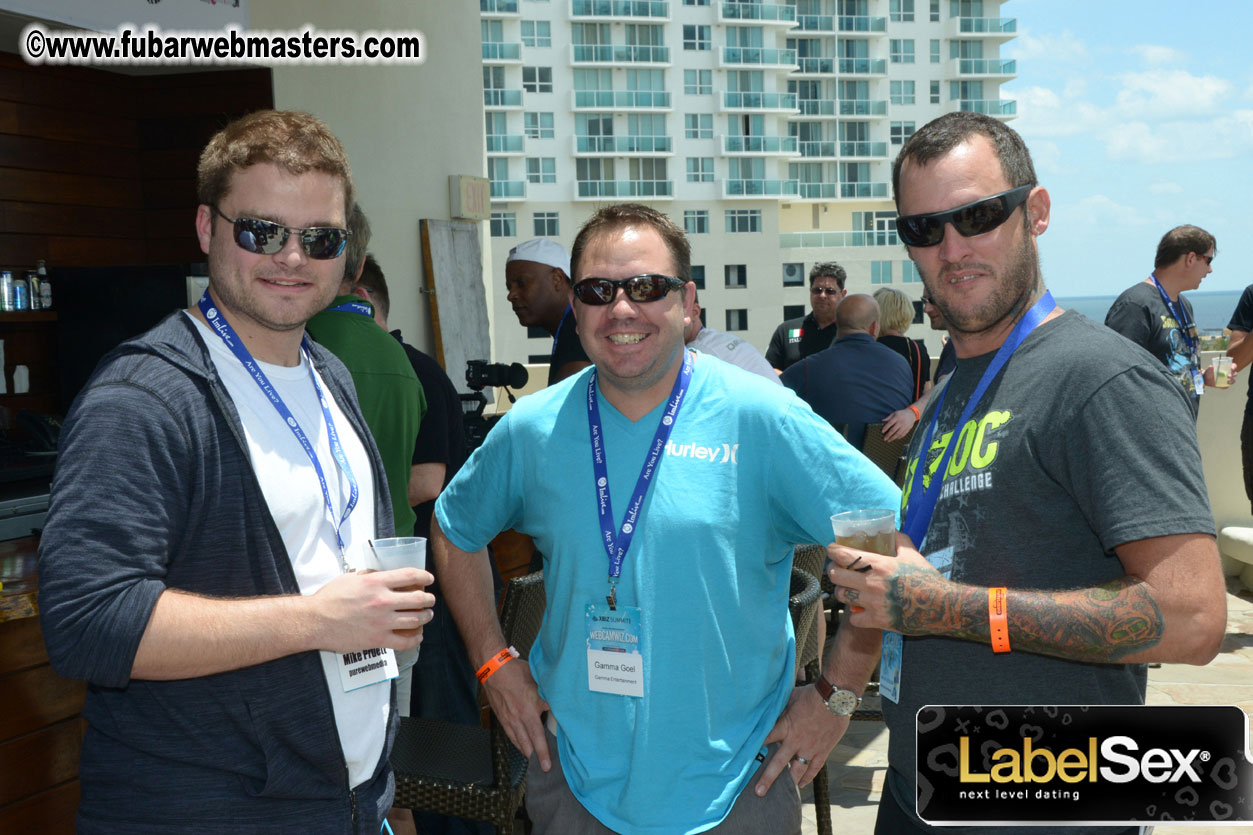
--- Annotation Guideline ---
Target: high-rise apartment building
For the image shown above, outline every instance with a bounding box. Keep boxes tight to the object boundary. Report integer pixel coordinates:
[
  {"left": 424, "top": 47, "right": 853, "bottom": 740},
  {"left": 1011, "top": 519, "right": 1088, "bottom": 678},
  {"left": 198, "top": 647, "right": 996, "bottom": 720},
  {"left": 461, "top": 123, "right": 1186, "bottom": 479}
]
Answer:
[{"left": 480, "top": 0, "right": 1017, "bottom": 364}]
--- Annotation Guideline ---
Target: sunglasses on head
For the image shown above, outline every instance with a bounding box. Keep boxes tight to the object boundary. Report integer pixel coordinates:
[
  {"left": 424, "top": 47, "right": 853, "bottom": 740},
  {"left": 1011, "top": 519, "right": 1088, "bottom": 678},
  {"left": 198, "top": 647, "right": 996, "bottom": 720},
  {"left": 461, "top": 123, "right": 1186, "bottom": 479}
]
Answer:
[
  {"left": 213, "top": 206, "right": 349, "bottom": 260},
  {"left": 572, "top": 274, "right": 687, "bottom": 306},
  {"left": 895, "top": 185, "right": 1034, "bottom": 248}
]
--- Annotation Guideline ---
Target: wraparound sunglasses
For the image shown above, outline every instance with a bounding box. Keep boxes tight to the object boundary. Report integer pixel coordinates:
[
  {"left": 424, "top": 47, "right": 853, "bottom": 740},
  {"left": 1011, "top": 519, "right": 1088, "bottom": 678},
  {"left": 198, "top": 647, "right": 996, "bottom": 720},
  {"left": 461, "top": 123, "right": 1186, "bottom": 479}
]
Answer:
[
  {"left": 895, "top": 185, "right": 1033, "bottom": 248},
  {"left": 213, "top": 206, "right": 350, "bottom": 260},
  {"left": 573, "top": 274, "right": 687, "bottom": 305}
]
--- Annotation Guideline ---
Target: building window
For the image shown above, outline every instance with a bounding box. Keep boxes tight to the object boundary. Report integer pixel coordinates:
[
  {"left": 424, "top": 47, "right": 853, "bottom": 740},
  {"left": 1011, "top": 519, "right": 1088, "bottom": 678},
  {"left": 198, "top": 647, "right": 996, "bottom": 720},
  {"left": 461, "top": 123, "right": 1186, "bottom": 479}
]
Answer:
[
  {"left": 902, "top": 260, "right": 922, "bottom": 284},
  {"left": 533, "top": 211, "right": 559, "bottom": 236},
  {"left": 725, "top": 209, "right": 761, "bottom": 234},
  {"left": 890, "top": 80, "right": 916, "bottom": 105},
  {"left": 683, "top": 25, "right": 711, "bottom": 51},
  {"left": 490, "top": 212, "right": 516, "bottom": 238},
  {"left": 930, "top": 80, "right": 941, "bottom": 104},
  {"left": 725, "top": 264, "right": 748, "bottom": 288},
  {"left": 686, "top": 157, "right": 714, "bottom": 183},
  {"left": 725, "top": 309, "right": 748, "bottom": 331},
  {"left": 890, "top": 121, "right": 916, "bottom": 145},
  {"left": 930, "top": 39, "right": 941, "bottom": 64},
  {"left": 520, "top": 20, "right": 551, "bottom": 47},
  {"left": 684, "top": 209, "right": 710, "bottom": 234},
  {"left": 930, "top": 0, "right": 940, "bottom": 21},
  {"left": 691, "top": 265, "right": 706, "bottom": 289},
  {"left": 524, "top": 111, "right": 554, "bottom": 139},
  {"left": 890, "top": 40, "right": 915, "bottom": 64},
  {"left": 782, "top": 263, "right": 805, "bottom": 287},
  {"left": 684, "top": 69, "right": 712, "bottom": 95},
  {"left": 890, "top": 0, "right": 915, "bottom": 22},
  {"left": 683, "top": 0, "right": 710, "bottom": 5},
  {"left": 522, "top": 66, "right": 552, "bottom": 93},
  {"left": 684, "top": 113, "right": 713, "bottom": 139},
  {"left": 871, "top": 261, "right": 893, "bottom": 284},
  {"left": 783, "top": 304, "right": 805, "bottom": 320},
  {"left": 525, "top": 157, "right": 556, "bottom": 183}
]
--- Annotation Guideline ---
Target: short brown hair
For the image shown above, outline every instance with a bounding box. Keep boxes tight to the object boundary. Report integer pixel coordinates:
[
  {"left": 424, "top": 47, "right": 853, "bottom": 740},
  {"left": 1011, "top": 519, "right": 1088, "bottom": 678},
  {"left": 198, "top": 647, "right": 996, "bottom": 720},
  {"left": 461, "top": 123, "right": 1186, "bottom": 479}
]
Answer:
[
  {"left": 343, "top": 203, "right": 371, "bottom": 283},
  {"left": 197, "top": 110, "right": 354, "bottom": 217},
  {"left": 809, "top": 261, "right": 846, "bottom": 289},
  {"left": 892, "top": 111, "right": 1036, "bottom": 210},
  {"left": 569, "top": 203, "right": 690, "bottom": 283},
  {"left": 1155, "top": 225, "right": 1215, "bottom": 270},
  {"left": 356, "top": 254, "right": 390, "bottom": 320}
]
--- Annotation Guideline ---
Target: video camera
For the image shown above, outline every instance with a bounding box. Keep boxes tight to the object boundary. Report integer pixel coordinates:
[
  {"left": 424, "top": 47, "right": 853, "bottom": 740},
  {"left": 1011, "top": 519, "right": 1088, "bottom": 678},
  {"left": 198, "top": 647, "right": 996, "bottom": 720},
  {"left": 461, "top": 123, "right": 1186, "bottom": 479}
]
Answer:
[{"left": 461, "top": 360, "right": 530, "bottom": 453}]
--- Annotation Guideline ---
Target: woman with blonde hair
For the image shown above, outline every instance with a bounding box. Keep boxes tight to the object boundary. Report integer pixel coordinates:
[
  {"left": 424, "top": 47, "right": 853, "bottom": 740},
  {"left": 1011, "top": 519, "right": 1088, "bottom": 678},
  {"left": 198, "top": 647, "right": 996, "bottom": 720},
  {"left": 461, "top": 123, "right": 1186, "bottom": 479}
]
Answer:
[{"left": 873, "top": 287, "right": 930, "bottom": 401}]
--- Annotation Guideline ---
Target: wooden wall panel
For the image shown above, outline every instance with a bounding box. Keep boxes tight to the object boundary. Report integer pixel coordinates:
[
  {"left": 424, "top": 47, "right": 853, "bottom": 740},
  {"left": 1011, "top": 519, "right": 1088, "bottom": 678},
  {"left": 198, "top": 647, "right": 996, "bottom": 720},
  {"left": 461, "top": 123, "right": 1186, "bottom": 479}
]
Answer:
[
  {"left": 0, "top": 779, "right": 79, "bottom": 834},
  {"left": 0, "top": 718, "right": 82, "bottom": 807},
  {"left": 0, "top": 664, "right": 86, "bottom": 741}
]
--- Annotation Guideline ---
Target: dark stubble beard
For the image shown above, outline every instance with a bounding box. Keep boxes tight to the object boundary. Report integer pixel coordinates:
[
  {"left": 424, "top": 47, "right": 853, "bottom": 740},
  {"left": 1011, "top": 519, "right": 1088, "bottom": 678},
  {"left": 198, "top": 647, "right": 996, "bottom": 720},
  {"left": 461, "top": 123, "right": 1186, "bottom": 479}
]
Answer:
[{"left": 931, "top": 225, "right": 1042, "bottom": 340}]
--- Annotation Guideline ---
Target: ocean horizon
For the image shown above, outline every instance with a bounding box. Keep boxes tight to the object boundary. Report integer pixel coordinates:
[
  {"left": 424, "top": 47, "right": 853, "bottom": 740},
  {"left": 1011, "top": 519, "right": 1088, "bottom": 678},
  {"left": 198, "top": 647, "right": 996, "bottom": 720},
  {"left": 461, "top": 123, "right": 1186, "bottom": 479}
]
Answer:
[{"left": 1054, "top": 288, "right": 1243, "bottom": 333}]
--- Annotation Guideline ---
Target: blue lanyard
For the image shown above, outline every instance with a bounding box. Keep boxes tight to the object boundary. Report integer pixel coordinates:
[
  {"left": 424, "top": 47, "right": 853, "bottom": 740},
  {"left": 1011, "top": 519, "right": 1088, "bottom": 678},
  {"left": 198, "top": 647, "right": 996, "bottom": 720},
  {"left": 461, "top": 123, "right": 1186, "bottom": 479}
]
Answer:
[
  {"left": 197, "top": 291, "right": 360, "bottom": 565},
  {"left": 587, "top": 350, "right": 693, "bottom": 609},
  {"left": 552, "top": 305, "right": 574, "bottom": 355},
  {"left": 327, "top": 300, "right": 373, "bottom": 317},
  {"left": 902, "top": 293, "right": 1056, "bottom": 546},
  {"left": 1148, "top": 273, "right": 1198, "bottom": 358}
]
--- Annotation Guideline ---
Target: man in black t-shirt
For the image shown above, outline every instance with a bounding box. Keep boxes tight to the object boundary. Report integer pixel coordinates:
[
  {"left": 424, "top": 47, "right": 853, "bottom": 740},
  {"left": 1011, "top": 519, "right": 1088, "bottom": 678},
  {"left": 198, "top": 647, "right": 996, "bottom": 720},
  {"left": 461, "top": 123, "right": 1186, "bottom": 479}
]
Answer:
[
  {"left": 1226, "top": 285, "right": 1253, "bottom": 513},
  {"left": 505, "top": 238, "right": 591, "bottom": 385},
  {"left": 1105, "top": 225, "right": 1218, "bottom": 418},
  {"left": 765, "top": 261, "right": 844, "bottom": 372}
]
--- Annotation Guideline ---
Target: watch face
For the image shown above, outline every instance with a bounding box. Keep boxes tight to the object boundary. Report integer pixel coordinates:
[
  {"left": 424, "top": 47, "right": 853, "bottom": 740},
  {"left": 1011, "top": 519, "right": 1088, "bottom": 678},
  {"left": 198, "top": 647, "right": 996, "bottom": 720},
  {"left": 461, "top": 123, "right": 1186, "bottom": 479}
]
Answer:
[{"left": 826, "top": 689, "right": 860, "bottom": 716}]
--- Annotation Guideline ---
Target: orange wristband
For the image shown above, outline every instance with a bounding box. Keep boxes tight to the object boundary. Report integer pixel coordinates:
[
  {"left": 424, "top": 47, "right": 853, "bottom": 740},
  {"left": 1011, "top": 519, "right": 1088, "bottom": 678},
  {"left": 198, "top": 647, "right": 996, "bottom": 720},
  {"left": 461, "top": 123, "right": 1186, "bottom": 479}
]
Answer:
[
  {"left": 988, "top": 587, "right": 1010, "bottom": 653},
  {"left": 908, "top": 404, "right": 921, "bottom": 421},
  {"left": 476, "top": 646, "right": 519, "bottom": 684}
]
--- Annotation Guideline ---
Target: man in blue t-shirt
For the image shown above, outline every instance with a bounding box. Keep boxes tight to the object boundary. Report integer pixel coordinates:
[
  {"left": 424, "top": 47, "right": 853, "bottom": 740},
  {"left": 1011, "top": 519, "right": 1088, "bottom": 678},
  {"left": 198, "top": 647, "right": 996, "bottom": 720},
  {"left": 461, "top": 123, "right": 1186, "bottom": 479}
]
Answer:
[{"left": 433, "top": 204, "right": 899, "bottom": 834}]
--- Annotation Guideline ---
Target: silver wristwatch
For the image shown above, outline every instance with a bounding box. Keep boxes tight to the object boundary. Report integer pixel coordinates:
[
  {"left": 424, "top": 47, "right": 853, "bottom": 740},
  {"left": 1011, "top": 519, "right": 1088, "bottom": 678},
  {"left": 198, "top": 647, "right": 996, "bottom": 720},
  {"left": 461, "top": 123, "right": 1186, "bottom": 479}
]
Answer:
[{"left": 815, "top": 675, "right": 862, "bottom": 716}]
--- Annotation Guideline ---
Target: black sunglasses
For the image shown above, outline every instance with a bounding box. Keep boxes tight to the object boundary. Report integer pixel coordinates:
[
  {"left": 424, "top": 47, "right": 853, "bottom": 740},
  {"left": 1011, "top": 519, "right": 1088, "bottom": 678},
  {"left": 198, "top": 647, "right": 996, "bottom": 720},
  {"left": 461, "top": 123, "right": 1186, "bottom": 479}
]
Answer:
[
  {"left": 896, "top": 185, "right": 1033, "bottom": 248},
  {"left": 573, "top": 274, "right": 687, "bottom": 306},
  {"left": 1196, "top": 253, "right": 1214, "bottom": 266},
  {"left": 811, "top": 286, "right": 843, "bottom": 296},
  {"left": 213, "top": 206, "right": 349, "bottom": 260}
]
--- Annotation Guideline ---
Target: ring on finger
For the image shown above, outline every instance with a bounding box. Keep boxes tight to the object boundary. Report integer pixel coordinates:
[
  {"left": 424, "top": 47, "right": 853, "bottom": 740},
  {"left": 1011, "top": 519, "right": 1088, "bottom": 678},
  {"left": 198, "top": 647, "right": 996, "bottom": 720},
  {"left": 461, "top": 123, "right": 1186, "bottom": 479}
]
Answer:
[{"left": 794, "top": 755, "right": 810, "bottom": 765}]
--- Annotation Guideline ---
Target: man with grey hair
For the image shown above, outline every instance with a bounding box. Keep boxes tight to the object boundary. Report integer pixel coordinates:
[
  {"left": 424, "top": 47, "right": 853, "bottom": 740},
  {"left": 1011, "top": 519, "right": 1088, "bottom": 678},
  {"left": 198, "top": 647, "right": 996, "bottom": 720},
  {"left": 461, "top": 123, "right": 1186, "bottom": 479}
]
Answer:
[
  {"left": 765, "top": 261, "right": 846, "bottom": 373},
  {"left": 828, "top": 110, "right": 1224, "bottom": 834},
  {"left": 1105, "top": 224, "right": 1220, "bottom": 419}
]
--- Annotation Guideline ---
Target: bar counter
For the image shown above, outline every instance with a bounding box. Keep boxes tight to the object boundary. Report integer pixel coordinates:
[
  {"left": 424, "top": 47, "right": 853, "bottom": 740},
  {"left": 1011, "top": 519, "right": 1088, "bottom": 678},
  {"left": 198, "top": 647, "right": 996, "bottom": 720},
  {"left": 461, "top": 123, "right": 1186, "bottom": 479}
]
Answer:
[{"left": 0, "top": 535, "right": 83, "bottom": 833}]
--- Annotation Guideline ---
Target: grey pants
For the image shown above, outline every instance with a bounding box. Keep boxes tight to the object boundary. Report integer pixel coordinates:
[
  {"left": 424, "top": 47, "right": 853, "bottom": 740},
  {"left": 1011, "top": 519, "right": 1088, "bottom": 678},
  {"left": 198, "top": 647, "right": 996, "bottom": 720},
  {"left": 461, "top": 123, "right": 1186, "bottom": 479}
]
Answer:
[{"left": 525, "top": 729, "right": 801, "bottom": 835}]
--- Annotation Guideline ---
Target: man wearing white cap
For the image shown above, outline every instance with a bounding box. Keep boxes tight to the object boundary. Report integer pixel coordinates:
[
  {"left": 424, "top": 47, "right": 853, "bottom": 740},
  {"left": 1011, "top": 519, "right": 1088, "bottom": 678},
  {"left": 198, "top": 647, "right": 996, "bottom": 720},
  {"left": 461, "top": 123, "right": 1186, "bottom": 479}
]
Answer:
[{"left": 505, "top": 238, "right": 591, "bottom": 384}]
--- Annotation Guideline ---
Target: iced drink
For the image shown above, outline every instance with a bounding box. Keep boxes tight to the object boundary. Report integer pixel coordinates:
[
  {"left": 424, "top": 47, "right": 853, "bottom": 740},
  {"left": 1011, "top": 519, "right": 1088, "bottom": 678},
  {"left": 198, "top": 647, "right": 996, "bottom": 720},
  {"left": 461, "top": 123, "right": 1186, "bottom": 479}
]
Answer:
[
  {"left": 830, "top": 509, "right": 897, "bottom": 557},
  {"left": 1213, "top": 356, "right": 1232, "bottom": 389}
]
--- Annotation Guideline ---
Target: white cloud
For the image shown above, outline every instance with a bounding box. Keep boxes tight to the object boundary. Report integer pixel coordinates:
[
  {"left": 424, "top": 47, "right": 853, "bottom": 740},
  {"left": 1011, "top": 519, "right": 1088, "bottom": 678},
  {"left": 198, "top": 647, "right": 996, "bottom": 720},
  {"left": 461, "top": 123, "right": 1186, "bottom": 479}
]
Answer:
[
  {"left": 1070, "top": 195, "right": 1149, "bottom": 228},
  {"left": 1011, "top": 85, "right": 1105, "bottom": 138},
  {"left": 1129, "top": 44, "right": 1188, "bottom": 67},
  {"left": 1113, "top": 70, "right": 1233, "bottom": 120},
  {"left": 1101, "top": 110, "right": 1253, "bottom": 163},
  {"left": 1008, "top": 29, "right": 1088, "bottom": 64},
  {"left": 1149, "top": 182, "right": 1184, "bottom": 195}
]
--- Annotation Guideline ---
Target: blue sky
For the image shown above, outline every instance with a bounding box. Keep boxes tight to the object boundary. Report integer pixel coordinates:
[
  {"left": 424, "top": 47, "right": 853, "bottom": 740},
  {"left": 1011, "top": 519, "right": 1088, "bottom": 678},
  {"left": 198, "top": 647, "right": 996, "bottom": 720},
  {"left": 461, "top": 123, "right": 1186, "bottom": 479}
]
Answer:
[{"left": 1002, "top": 0, "right": 1253, "bottom": 298}]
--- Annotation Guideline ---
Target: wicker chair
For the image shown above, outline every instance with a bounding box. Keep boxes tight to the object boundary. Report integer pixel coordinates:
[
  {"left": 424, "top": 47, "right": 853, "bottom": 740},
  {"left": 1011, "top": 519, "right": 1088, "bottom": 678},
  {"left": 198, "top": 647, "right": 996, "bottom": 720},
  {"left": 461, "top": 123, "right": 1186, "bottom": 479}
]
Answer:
[
  {"left": 390, "top": 571, "right": 546, "bottom": 835},
  {"left": 860, "top": 422, "right": 914, "bottom": 485},
  {"left": 787, "top": 566, "right": 833, "bottom": 835}
]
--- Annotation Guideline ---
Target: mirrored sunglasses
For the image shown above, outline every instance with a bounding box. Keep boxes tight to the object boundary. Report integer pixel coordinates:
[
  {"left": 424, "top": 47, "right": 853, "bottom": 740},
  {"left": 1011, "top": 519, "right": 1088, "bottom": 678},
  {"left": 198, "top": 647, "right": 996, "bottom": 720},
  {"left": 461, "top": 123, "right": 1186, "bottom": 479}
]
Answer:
[
  {"left": 572, "top": 274, "right": 687, "bottom": 306},
  {"left": 213, "top": 206, "right": 349, "bottom": 260},
  {"left": 895, "top": 185, "right": 1033, "bottom": 248}
]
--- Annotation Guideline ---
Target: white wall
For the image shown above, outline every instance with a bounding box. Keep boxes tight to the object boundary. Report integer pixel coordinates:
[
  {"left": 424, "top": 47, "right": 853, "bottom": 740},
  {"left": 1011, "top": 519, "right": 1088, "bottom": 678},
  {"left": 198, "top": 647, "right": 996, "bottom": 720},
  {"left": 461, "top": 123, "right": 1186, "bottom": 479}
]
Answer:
[
  {"left": 253, "top": 2, "right": 486, "bottom": 355},
  {"left": 1199, "top": 350, "right": 1250, "bottom": 532}
]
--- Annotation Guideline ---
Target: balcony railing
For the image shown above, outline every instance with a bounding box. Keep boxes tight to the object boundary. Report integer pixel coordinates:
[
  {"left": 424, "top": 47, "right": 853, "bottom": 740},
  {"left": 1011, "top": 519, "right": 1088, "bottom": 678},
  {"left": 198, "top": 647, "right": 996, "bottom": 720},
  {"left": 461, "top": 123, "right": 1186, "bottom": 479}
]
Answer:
[
  {"left": 484, "top": 89, "right": 524, "bottom": 107},
  {"left": 481, "top": 42, "right": 522, "bottom": 61},
  {"left": 719, "top": 2, "right": 796, "bottom": 23},
  {"left": 490, "top": 180, "right": 527, "bottom": 199},
  {"left": 486, "top": 134, "right": 525, "bottom": 153},
  {"left": 573, "top": 90, "right": 671, "bottom": 108},
  {"left": 960, "top": 99, "right": 1018, "bottom": 117},
  {"left": 780, "top": 229, "right": 901, "bottom": 248},
  {"left": 796, "top": 57, "right": 835, "bottom": 74},
  {"left": 956, "top": 58, "right": 1017, "bottom": 76},
  {"left": 797, "top": 140, "right": 836, "bottom": 157},
  {"left": 840, "top": 182, "right": 889, "bottom": 198},
  {"left": 480, "top": 0, "right": 519, "bottom": 14},
  {"left": 840, "top": 141, "right": 888, "bottom": 157},
  {"left": 838, "top": 99, "right": 888, "bottom": 116},
  {"left": 721, "top": 135, "right": 798, "bottom": 154},
  {"left": 574, "top": 135, "right": 673, "bottom": 153},
  {"left": 793, "top": 14, "right": 834, "bottom": 32},
  {"left": 722, "top": 91, "right": 798, "bottom": 110},
  {"left": 795, "top": 99, "right": 836, "bottom": 116},
  {"left": 571, "top": 0, "right": 669, "bottom": 18},
  {"left": 724, "top": 178, "right": 799, "bottom": 197},
  {"left": 957, "top": 16, "right": 1017, "bottom": 34},
  {"left": 838, "top": 15, "right": 887, "bottom": 33},
  {"left": 721, "top": 46, "right": 797, "bottom": 66},
  {"left": 797, "top": 183, "right": 837, "bottom": 199},
  {"left": 572, "top": 44, "right": 671, "bottom": 63},
  {"left": 576, "top": 180, "right": 674, "bottom": 198},
  {"left": 838, "top": 57, "right": 887, "bottom": 75}
]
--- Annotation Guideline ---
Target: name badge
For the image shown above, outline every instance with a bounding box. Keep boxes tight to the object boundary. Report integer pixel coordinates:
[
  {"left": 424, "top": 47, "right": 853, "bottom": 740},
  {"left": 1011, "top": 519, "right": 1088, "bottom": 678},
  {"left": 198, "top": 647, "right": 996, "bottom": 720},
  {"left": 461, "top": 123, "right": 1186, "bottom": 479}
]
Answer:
[
  {"left": 336, "top": 647, "right": 398, "bottom": 692},
  {"left": 879, "top": 632, "right": 902, "bottom": 703},
  {"left": 585, "top": 602, "right": 644, "bottom": 698},
  {"left": 1192, "top": 369, "right": 1205, "bottom": 396}
]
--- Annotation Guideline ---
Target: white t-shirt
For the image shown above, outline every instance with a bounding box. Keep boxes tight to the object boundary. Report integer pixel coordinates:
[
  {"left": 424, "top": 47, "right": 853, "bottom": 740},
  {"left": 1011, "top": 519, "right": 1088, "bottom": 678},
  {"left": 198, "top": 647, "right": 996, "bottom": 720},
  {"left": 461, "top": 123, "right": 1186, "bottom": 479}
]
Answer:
[
  {"left": 190, "top": 313, "right": 388, "bottom": 789},
  {"left": 689, "top": 327, "right": 782, "bottom": 384}
]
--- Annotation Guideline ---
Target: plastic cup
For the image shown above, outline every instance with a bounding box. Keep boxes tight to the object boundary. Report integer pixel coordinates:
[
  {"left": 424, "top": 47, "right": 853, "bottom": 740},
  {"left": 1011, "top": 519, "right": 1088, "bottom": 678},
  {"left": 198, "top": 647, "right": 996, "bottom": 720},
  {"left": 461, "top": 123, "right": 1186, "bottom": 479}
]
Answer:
[
  {"left": 1212, "top": 356, "right": 1233, "bottom": 389},
  {"left": 368, "top": 537, "right": 427, "bottom": 640},
  {"left": 830, "top": 509, "right": 897, "bottom": 557}
]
